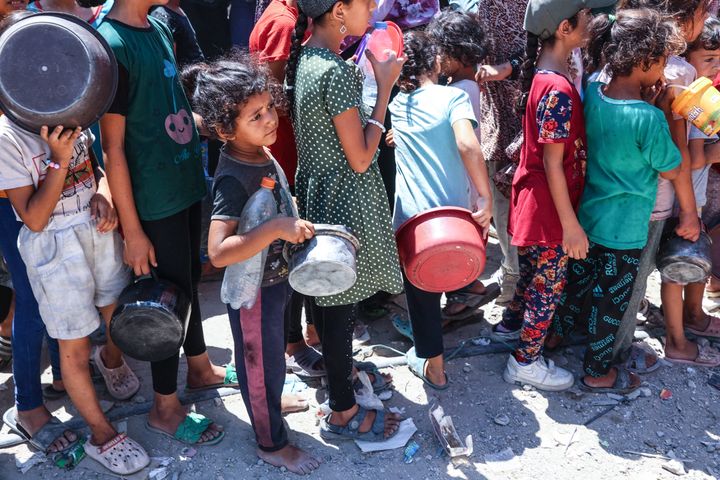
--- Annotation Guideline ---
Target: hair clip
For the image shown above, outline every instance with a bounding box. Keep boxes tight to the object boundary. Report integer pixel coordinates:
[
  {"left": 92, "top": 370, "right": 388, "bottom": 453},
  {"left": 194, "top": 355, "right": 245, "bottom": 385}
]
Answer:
[
  {"left": 409, "top": 75, "right": 416, "bottom": 80},
  {"left": 608, "top": 13, "right": 616, "bottom": 24}
]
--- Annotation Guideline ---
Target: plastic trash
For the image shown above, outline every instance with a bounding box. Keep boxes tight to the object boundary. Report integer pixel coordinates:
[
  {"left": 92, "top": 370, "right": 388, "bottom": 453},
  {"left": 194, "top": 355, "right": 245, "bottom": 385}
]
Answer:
[
  {"left": 221, "top": 177, "right": 279, "bottom": 310},
  {"left": 403, "top": 441, "right": 420, "bottom": 463}
]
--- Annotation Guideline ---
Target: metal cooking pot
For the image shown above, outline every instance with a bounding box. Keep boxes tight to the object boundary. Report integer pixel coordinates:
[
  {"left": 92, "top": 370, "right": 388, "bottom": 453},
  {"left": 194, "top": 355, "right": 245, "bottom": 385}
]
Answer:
[
  {"left": 110, "top": 273, "right": 191, "bottom": 362},
  {"left": 284, "top": 224, "right": 360, "bottom": 297},
  {"left": 0, "top": 12, "right": 118, "bottom": 133},
  {"left": 657, "top": 228, "right": 712, "bottom": 285}
]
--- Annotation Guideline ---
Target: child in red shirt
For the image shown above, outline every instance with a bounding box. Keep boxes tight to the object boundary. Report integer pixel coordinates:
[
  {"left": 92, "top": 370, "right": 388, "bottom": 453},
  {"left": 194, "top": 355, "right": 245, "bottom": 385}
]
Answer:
[{"left": 494, "top": 0, "right": 613, "bottom": 392}]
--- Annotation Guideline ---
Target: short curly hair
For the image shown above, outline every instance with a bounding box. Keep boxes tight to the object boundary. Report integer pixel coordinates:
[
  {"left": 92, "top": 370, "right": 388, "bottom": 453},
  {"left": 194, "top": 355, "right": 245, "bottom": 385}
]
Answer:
[
  {"left": 425, "top": 9, "right": 487, "bottom": 67},
  {"left": 586, "top": 8, "right": 686, "bottom": 78},
  {"left": 181, "top": 51, "right": 286, "bottom": 140},
  {"left": 398, "top": 30, "right": 438, "bottom": 93},
  {"left": 687, "top": 16, "right": 720, "bottom": 53}
]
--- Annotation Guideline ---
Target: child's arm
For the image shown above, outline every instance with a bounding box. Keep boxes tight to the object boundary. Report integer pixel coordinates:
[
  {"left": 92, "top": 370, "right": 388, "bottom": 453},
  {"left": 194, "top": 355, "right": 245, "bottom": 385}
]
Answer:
[
  {"left": 689, "top": 138, "right": 708, "bottom": 169},
  {"left": 100, "top": 113, "right": 158, "bottom": 276},
  {"left": 208, "top": 217, "right": 314, "bottom": 268},
  {"left": 452, "top": 119, "right": 492, "bottom": 228},
  {"left": 333, "top": 51, "right": 405, "bottom": 173},
  {"left": 705, "top": 140, "right": 720, "bottom": 164},
  {"left": 5, "top": 126, "right": 81, "bottom": 232},
  {"left": 475, "top": 62, "right": 512, "bottom": 83},
  {"left": 544, "top": 143, "right": 589, "bottom": 260}
]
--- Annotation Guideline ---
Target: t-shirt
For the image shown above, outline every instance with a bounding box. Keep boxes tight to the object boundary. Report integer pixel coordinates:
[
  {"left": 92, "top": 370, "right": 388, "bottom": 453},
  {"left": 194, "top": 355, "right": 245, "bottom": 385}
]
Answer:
[
  {"left": 579, "top": 83, "right": 681, "bottom": 250},
  {"left": 149, "top": 6, "right": 205, "bottom": 66},
  {"left": 249, "top": 0, "right": 305, "bottom": 186},
  {"left": 99, "top": 17, "right": 205, "bottom": 222},
  {"left": 211, "top": 149, "right": 290, "bottom": 286},
  {"left": 389, "top": 84, "right": 477, "bottom": 229},
  {"left": 509, "top": 70, "right": 587, "bottom": 247},
  {"left": 0, "top": 116, "right": 96, "bottom": 230},
  {"left": 27, "top": 0, "right": 114, "bottom": 28},
  {"left": 450, "top": 79, "right": 482, "bottom": 204},
  {"left": 651, "top": 56, "right": 697, "bottom": 221}
]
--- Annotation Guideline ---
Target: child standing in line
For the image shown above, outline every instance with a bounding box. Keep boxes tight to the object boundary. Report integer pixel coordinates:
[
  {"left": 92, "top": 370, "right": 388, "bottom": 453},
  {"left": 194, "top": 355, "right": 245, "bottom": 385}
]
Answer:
[
  {"left": 0, "top": 118, "right": 147, "bottom": 473},
  {"left": 494, "top": 0, "right": 613, "bottom": 392},
  {"left": 554, "top": 8, "right": 685, "bottom": 393},
  {"left": 659, "top": 15, "right": 720, "bottom": 367},
  {"left": 389, "top": 30, "right": 492, "bottom": 390},
  {"left": 195, "top": 55, "right": 321, "bottom": 475},
  {"left": 611, "top": 0, "right": 708, "bottom": 368},
  {"left": 425, "top": 9, "right": 500, "bottom": 322},
  {"left": 150, "top": 0, "right": 204, "bottom": 67},
  {"left": 286, "top": 0, "right": 404, "bottom": 442}
]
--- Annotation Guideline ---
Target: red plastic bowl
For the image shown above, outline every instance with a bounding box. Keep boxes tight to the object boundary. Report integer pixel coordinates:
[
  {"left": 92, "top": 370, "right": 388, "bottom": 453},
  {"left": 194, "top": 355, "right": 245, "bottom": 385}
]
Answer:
[{"left": 396, "top": 207, "right": 487, "bottom": 293}]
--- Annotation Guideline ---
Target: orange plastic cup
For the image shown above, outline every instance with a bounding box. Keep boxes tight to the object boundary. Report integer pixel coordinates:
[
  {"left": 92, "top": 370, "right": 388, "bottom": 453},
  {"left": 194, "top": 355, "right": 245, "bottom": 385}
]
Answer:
[{"left": 671, "top": 77, "right": 720, "bottom": 137}]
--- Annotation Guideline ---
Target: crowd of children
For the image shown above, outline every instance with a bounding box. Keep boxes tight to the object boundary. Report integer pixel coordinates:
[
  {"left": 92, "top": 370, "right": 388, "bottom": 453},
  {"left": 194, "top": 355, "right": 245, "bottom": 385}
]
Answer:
[{"left": 0, "top": 0, "right": 719, "bottom": 476}]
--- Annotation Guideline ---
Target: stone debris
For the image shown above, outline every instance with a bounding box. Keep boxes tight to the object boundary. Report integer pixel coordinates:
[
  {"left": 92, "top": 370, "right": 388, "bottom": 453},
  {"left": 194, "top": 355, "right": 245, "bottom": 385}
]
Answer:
[
  {"left": 493, "top": 414, "right": 510, "bottom": 426},
  {"left": 661, "top": 460, "right": 686, "bottom": 476}
]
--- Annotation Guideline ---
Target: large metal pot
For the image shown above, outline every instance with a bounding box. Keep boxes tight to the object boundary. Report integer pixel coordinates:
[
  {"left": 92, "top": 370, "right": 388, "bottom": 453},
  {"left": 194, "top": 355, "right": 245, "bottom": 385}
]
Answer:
[
  {"left": 0, "top": 12, "right": 118, "bottom": 133},
  {"left": 657, "top": 229, "right": 712, "bottom": 284},
  {"left": 285, "top": 224, "right": 360, "bottom": 297},
  {"left": 396, "top": 207, "right": 486, "bottom": 293},
  {"left": 110, "top": 273, "right": 191, "bottom": 362}
]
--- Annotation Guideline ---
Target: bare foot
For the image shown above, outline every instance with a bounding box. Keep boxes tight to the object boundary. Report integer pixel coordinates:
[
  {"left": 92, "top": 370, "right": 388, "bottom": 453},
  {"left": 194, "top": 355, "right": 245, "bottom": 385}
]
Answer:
[
  {"left": 424, "top": 362, "right": 447, "bottom": 387},
  {"left": 304, "top": 324, "right": 320, "bottom": 347},
  {"left": 17, "top": 406, "right": 78, "bottom": 453},
  {"left": 665, "top": 339, "right": 701, "bottom": 362},
  {"left": 329, "top": 406, "right": 401, "bottom": 439},
  {"left": 186, "top": 359, "right": 228, "bottom": 390},
  {"left": 582, "top": 367, "right": 640, "bottom": 389},
  {"left": 257, "top": 444, "right": 321, "bottom": 475},
  {"left": 281, "top": 393, "right": 309, "bottom": 415},
  {"left": 148, "top": 399, "right": 224, "bottom": 444}
]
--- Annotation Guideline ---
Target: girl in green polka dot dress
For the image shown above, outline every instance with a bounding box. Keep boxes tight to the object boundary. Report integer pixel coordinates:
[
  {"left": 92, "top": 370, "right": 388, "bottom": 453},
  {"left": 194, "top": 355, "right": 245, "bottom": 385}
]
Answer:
[{"left": 285, "top": 0, "right": 405, "bottom": 442}]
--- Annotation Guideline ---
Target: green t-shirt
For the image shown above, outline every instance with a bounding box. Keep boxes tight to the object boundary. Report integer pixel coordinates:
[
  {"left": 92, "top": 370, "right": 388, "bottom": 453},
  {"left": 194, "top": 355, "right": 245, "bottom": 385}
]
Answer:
[
  {"left": 99, "top": 17, "right": 205, "bottom": 221},
  {"left": 578, "top": 83, "right": 681, "bottom": 250}
]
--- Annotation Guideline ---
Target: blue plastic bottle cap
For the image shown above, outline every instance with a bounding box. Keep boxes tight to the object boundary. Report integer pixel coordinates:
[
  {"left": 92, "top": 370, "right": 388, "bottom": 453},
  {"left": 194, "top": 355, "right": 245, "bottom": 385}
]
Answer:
[{"left": 373, "top": 21, "right": 388, "bottom": 29}]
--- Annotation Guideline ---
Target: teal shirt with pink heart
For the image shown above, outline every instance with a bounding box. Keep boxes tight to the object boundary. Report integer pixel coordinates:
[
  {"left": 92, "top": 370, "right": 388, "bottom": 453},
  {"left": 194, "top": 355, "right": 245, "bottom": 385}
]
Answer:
[{"left": 99, "top": 16, "right": 205, "bottom": 221}]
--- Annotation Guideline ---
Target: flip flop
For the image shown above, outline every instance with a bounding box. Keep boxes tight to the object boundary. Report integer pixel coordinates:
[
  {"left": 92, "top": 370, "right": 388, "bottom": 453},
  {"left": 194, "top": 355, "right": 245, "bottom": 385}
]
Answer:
[
  {"left": 319, "top": 406, "right": 398, "bottom": 442},
  {"left": 391, "top": 313, "right": 414, "bottom": 341},
  {"left": 0, "top": 336, "right": 11, "bottom": 371},
  {"left": 579, "top": 367, "right": 640, "bottom": 395},
  {"left": 286, "top": 346, "right": 326, "bottom": 378},
  {"left": 625, "top": 344, "right": 661, "bottom": 374},
  {"left": 665, "top": 344, "right": 720, "bottom": 367},
  {"left": 406, "top": 347, "right": 449, "bottom": 391},
  {"left": 146, "top": 412, "right": 225, "bottom": 446},
  {"left": 686, "top": 316, "right": 720, "bottom": 338},
  {"left": 185, "top": 364, "right": 239, "bottom": 393},
  {"left": 441, "top": 282, "right": 501, "bottom": 321},
  {"left": 2, "top": 407, "right": 78, "bottom": 453}
]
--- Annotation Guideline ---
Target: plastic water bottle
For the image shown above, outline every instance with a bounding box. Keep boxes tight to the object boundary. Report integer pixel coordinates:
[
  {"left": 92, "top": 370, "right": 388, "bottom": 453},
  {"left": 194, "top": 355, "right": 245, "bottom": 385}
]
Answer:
[
  {"left": 221, "top": 177, "right": 278, "bottom": 310},
  {"left": 366, "top": 22, "right": 393, "bottom": 61}
]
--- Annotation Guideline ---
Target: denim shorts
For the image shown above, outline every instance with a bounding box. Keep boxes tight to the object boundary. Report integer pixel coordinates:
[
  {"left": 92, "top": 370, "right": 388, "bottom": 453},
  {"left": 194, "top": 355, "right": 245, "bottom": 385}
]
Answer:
[{"left": 18, "top": 221, "right": 129, "bottom": 340}]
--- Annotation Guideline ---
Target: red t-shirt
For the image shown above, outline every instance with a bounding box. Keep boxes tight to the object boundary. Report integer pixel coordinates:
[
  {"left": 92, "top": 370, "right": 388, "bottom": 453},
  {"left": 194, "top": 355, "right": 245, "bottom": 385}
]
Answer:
[
  {"left": 249, "top": 0, "right": 300, "bottom": 186},
  {"left": 508, "top": 70, "right": 587, "bottom": 247}
]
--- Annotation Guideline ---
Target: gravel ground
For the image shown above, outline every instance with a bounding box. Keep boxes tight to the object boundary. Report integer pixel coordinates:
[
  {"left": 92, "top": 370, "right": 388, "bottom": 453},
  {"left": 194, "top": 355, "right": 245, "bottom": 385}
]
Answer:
[{"left": 0, "top": 238, "right": 719, "bottom": 479}]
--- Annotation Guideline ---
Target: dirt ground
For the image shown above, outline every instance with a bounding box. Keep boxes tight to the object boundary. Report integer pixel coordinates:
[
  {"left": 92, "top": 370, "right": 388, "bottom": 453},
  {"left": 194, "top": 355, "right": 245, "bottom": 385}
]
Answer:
[{"left": 0, "top": 237, "right": 719, "bottom": 480}]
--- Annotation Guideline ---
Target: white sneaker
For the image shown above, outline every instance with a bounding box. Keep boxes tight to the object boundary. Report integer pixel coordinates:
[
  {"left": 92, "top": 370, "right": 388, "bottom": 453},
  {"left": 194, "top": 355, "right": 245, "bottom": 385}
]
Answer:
[{"left": 503, "top": 355, "right": 574, "bottom": 391}]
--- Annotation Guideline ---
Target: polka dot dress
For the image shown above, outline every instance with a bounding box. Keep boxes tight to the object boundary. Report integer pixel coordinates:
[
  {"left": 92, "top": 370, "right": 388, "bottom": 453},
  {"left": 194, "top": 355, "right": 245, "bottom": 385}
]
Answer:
[{"left": 293, "top": 47, "right": 403, "bottom": 307}]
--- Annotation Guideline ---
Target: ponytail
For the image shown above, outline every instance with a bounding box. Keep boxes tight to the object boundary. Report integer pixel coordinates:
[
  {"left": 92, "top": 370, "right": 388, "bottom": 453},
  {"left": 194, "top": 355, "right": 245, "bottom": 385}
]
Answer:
[
  {"left": 516, "top": 32, "right": 539, "bottom": 114},
  {"left": 585, "top": 13, "right": 615, "bottom": 76},
  {"left": 285, "top": 12, "right": 309, "bottom": 121}
]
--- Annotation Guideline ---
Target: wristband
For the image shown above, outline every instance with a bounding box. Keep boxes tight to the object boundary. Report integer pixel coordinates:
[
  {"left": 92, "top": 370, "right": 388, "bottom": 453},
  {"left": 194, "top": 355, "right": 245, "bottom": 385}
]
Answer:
[
  {"left": 43, "top": 158, "right": 62, "bottom": 170},
  {"left": 367, "top": 118, "right": 386, "bottom": 133}
]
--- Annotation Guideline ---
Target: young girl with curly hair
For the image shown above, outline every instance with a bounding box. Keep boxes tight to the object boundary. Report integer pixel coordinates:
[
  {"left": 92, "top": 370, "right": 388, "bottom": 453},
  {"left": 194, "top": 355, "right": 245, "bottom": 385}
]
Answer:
[
  {"left": 389, "top": 30, "right": 492, "bottom": 389},
  {"left": 193, "top": 55, "right": 321, "bottom": 474},
  {"left": 554, "top": 8, "right": 685, "bottom": 392}
]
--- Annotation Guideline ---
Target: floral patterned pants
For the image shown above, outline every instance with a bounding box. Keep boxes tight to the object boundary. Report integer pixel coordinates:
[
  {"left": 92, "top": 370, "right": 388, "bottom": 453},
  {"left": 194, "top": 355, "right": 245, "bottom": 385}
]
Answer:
[
  {"left": 554, "top": 243, "right": 641, "bottom": 377},
  {"left": 501, "top": 245, "right": 568, "bottom": 364}
]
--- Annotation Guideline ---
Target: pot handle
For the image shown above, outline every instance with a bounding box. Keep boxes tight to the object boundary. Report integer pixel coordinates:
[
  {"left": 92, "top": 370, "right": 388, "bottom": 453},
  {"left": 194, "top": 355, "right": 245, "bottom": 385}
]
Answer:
[
  {"left": 282, "top": 240, "right": 307, "bottom": 262},
  {"left": 133, "top": 268, "right": 159, "bottom": 283}
]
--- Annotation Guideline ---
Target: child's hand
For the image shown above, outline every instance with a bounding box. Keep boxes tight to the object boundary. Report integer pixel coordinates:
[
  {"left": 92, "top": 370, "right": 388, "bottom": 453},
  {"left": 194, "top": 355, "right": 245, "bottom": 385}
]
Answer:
[
  {"left": 366, "top": 49, "right": 406, "bottom": 92},
  {"left": 90, "top": 193, "right": 118, "bottom": 233},
  {"left": 124, "top": 231, "right": 157, "bottom": 276},
  {"left": 275, "top": 217, "right": 315, "bottom": 244},
  {"left": 40, "top": 126, "right": 81, "bottom": 168},
  {"left": 641, "top": 79, "right": 664, "bottom": 104},
  {"left": 563, "top": 223, "right": 589, "bottom": 260},
  {"left": 675, "top": 211, "right": 701, "bottom": 242},
  {"left": 471, "top": 197, "right": 493, "bottom": 233},
  {"left": 385, "top": 129, "right": 395, "bottom": 148},
  {"left": 475, "top": 63, "right": 511, "bottom": 83}
]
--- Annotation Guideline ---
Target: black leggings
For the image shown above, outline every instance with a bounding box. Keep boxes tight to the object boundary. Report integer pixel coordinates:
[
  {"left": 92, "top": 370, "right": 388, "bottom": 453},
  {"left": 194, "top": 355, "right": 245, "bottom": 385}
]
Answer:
[
  {"left": 403, "top": 276, "right": 444, "bottom": 359},
  {"left": 285, "top": 290, "right": 306, "bottom": 345},
  {"left": 141, "top": 202, "right": 207, "bottom": 395},
  {"left": 307, "top": 299, "right": 355, "bottom": 411}
]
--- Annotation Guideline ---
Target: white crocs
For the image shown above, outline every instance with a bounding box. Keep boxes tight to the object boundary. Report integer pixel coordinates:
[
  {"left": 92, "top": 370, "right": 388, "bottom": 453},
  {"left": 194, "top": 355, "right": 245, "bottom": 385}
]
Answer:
[
  {"left": 92, "top": 346, "right": 140, "bottom": 400},
  {"left": 503, "top": 354, "right": 574, "bottom": 391},
  {"left": 84, "top": 433, "right": 149, "bottom": 475}
]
